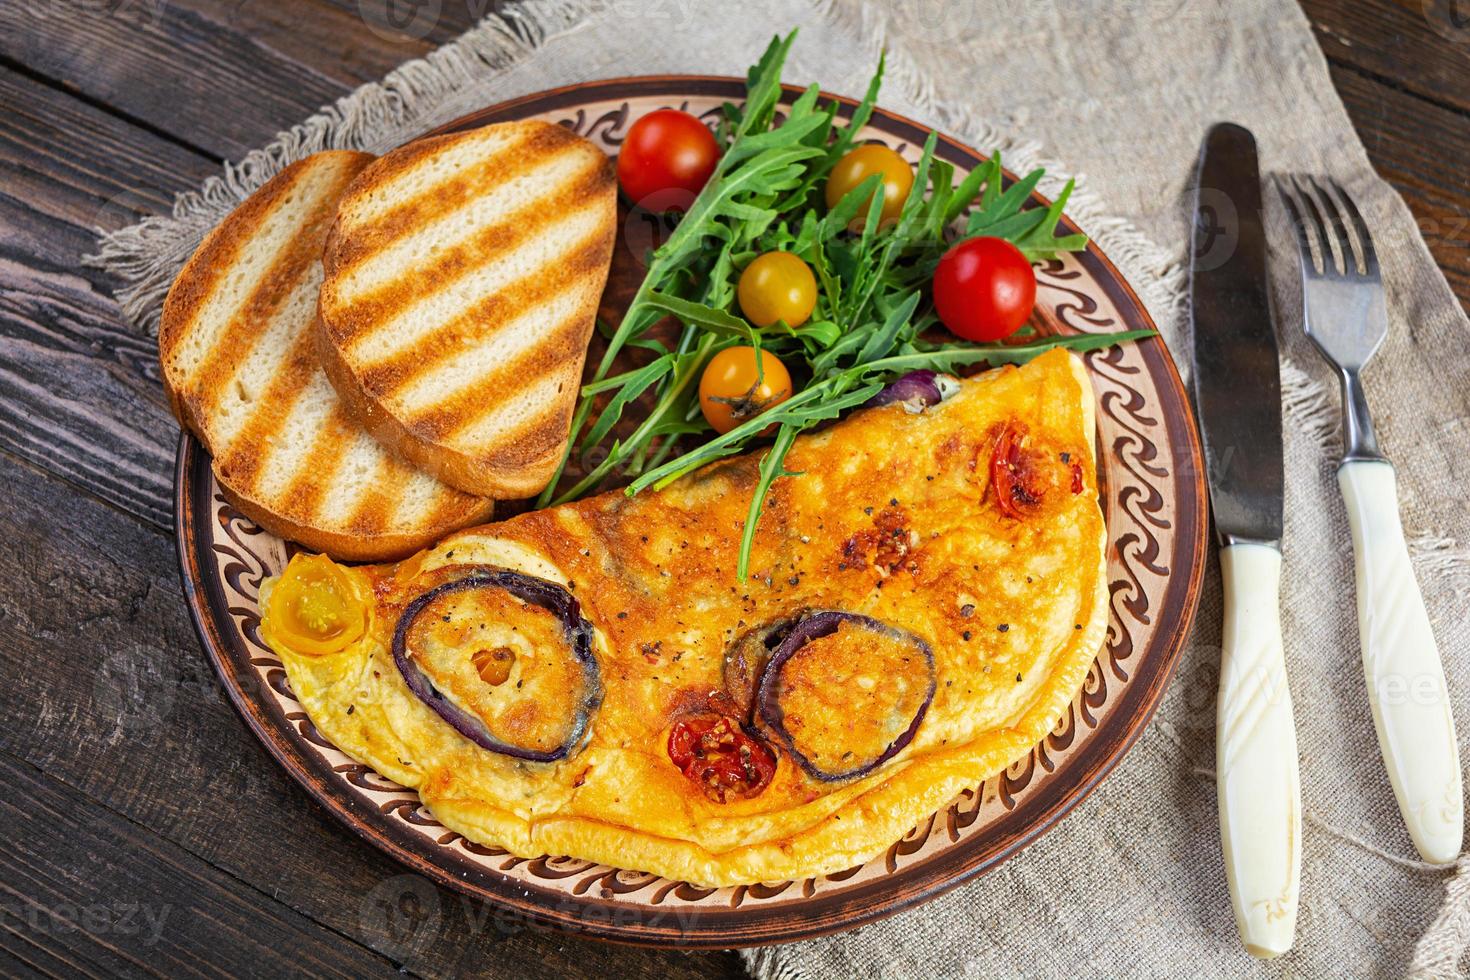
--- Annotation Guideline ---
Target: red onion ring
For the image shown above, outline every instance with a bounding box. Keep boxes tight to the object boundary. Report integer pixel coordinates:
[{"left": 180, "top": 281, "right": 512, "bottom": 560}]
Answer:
[
  {"left": 392, "top": 570, "right": 601, "bottom": 763},
  {"left": 755, "top": 610, "right": 935, "bottom": 781},
  {"left": 863, "top": 370, "right": 943, "bottom": 410}
]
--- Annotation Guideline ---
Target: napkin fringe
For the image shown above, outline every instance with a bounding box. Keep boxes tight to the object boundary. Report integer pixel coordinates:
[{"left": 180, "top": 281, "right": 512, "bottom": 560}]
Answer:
[
  {"left": 744, "top": 946, "right": 809, "bottom": 980},
  {"left": 1407, "top": 533, "right": 1470, "bottom": 601},
  {"left": 1307, "top": 814, "right": 1469, "bottom": 978}
]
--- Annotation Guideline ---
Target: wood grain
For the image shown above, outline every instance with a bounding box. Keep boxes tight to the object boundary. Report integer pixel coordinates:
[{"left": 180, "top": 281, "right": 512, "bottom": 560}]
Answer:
[
  {"left": 1301, "top": 0, "right": 1470, "bottom": 115},
  {"left": 0, "top": 65, "right": 216, "bottom": 528},
  {"left": 1326, "top": 63, "right": 1470, "bottom": 300},
  {"left": 0, "top": 1, "right": 345, "bottom": 160},
  {"left": 173, "top": 0, "right": 447, "bottom": 88},
  {"left": 0, "top": 749, "right": 401, "bottom": 978}
]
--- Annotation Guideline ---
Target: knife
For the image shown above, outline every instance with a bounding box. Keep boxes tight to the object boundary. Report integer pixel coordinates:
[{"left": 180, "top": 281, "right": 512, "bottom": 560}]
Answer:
[{"left": 1189, "top": 122, "right": 1302, "bottom": 959}]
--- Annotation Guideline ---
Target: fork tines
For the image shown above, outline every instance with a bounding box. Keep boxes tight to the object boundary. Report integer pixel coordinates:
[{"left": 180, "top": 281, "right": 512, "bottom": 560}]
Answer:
[{"left": 1275, "top": 174, "right": 1379, "bottom": 281}]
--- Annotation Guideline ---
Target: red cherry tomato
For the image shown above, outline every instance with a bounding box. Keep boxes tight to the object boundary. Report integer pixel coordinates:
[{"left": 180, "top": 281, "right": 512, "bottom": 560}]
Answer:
[
  {"left": 667, "top": 714, "right": 777, "bottom": 803},
  {"left": 932, "top": 237, "right": 1037, "bottom": 342},
  {"left": 616, "top": 109, "right": 719, "bottom": 212}
]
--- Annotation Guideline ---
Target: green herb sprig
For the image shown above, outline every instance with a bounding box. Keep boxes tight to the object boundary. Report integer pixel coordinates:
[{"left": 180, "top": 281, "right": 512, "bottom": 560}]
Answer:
[{"left": 537, "top": 30, "right": 1153, "bottom": 580}]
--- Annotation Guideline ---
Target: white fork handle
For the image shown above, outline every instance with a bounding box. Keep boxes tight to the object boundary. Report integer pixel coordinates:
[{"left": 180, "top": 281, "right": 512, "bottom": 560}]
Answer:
[
  {"left": 1339, "top": 460, "right": 1464, "bottom": 864},
  {"left": 1217, "top": 543, "right": 1301, "bottom": 958}
]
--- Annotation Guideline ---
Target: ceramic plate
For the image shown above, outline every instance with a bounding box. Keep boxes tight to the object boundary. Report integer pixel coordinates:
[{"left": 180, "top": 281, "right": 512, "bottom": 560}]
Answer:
[{"left": 175, "top": 77, "right": 1207, "bottom": 948}]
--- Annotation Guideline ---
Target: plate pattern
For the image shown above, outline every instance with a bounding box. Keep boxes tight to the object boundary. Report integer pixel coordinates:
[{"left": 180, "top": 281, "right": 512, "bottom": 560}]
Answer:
[{"left": 177, "top": 79, "right": 1206, "bottom": 947}]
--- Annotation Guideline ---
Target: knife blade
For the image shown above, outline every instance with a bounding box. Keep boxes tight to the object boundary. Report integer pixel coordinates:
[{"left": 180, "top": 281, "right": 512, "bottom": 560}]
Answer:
[
  {"left": 1191, "top": 123, "right": 1283, "bottom": 546},
  {"left": 1189, "top": 122, "right": 1302, "bottom": 959}
]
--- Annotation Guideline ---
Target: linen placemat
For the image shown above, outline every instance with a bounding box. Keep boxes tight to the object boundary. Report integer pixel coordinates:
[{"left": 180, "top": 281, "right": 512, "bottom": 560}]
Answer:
[{"left": 89, "top": 1, "right": 1470, "bottom": 976}]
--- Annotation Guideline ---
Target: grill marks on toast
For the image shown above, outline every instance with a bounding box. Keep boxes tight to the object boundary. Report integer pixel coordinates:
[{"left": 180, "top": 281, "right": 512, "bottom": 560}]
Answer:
[
  {"left": 407, "top": 290, "right": 589, "bottom": 445},
  {"left": 370, "top": 230, "right": 610, "bottom": 414},
  {"left": 159, "top": 151, "right": 493, "bottom": 560},
  {"left": 449, "top": 370, "right": 573, "bottom": 462},
  {"left": 214, "top": 328, "right": 319, "bottom": 493},
  {"left": 329, "top": 124, "right": 563, "bottom": 276},
  {"left": 160, "top": 168, "right": 314, "bottom": 380},
  {"left": 344, "top": 171, "right": 614, "bottom": 396},
  {"left": 317, "top": 120, "right": 618, "bottom": 498},
  {"left": 327, "top": 152, "right": 611, "bottom": 360},
  {"left": 189, "top": 221, "right": 320, "bottom": 433},
  {"left": 275, "top": 398, "right": 357, "bottom": 527},
  {"left": 332, "top": 123, "right": 527, "bottom": 232}
]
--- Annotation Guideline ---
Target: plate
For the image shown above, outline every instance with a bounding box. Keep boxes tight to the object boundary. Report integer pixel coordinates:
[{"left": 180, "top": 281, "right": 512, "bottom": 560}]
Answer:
[{"left": 175, "top": 76, "right": 1207, "bottom": 948}]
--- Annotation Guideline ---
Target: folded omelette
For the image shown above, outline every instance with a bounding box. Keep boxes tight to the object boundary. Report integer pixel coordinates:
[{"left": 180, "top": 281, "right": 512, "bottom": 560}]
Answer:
[{"left": 260, "top": 348, "right": 1108, "bottom": 886}]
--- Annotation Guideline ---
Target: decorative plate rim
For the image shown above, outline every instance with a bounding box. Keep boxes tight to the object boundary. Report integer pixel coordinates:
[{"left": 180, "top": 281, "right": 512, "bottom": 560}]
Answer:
[{"left": 174, "top": 74, "right": 1207, "bottom": 949}]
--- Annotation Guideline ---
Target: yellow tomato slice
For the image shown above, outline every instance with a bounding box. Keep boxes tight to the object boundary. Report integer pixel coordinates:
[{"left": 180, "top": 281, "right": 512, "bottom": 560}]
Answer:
[{"left": 263, "top": 553, "right": 370, "bottom": 656}]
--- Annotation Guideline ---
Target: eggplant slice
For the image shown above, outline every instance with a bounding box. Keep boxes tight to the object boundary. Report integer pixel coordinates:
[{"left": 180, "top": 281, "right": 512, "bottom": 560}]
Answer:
[
  {"left": 392, "top": 569, "right": 601, "bottom": 763},
  {"left": 756, "top": 611, "right": 936, "bottom": 781},
  {"left": 722, "top": 612, "right": 805, "bottom": 721}
]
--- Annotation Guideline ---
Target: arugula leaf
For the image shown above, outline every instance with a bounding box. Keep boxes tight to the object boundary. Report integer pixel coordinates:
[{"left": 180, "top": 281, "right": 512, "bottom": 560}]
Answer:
[
  {"left": 581, "top": 355, "right": 674, "bottom": 449},
  {"left": 962, "top": 166, "right": 1087, "bottom": 261},
  {"left": 854, "top": 290, "right": 922, "bottom": 366},
  {"left": 645, "top": 291, "right": 752, "bottom": 337},
  {"left": 737, "top": 423, "right": 800, "bottom": 580},
  {"left": 1005, "top": 178, "right": 1089, "bottom": 259}
]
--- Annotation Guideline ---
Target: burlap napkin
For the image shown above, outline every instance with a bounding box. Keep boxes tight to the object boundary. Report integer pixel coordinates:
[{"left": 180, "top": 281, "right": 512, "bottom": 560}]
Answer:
[{"left": 90, "top": 1, "right": 1470, "bottom": 976}]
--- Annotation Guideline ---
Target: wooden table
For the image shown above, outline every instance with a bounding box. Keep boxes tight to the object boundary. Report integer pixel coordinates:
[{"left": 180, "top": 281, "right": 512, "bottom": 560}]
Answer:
[{"left": 0, "top": 2, "right": 1464, "bottom": 975}]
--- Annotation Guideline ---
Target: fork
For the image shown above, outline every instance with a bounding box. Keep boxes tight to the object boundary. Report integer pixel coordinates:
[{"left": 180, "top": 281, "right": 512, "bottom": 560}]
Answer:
[{"left": 1277, "top": 175, "right": 1463, "bottom": 864}]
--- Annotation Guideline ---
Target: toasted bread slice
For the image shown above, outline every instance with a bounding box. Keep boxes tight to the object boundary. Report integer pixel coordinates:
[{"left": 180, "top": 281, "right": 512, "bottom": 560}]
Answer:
[
  {"left": 160, "top": 151, "right": 495, "bottom": 561},
  {"left": 316, "top": 121, "right": 617, "bottom": 498}
]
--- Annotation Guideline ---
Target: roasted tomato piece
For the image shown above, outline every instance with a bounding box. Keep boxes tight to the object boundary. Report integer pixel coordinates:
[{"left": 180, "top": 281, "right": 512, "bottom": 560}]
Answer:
[
  {"left": 667, "top": 714, "right": 777, "bottom": 803},
  {"left": 263, "top": 553, "right": 369, "bottom": 656},
  {"left": 989, "top": 423, "right": 1083, "bottom": 519}
]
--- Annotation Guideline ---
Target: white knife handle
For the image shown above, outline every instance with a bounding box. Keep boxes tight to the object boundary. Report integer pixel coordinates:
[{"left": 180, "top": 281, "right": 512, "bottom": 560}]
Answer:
[
  {"left": 1338, "top": 460, "right": 1463, "bottom": 864},
  {"left": 1217, "top": 542, "right": 1301, "bottom": 958}
]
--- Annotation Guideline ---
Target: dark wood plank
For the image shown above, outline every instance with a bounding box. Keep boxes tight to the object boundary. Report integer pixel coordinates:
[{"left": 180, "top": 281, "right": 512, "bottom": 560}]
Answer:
[
  {"left": 0, "top": 65, "right": 221, "bottom": 528},
  {"left": 1301, "top": 0, "right": 1470, "bottom": 115},
  {"left": 181, "top": 0, "right": 449, "bottom": 86},
  {"left": 0, "top": 1, "right": 347, "bottom": 161},
  {"left": 0, "top": 0, "right": 506, "bottom": 162},
  {"left": 1326, "top": 63, "right": 1470, "bottom": 301},
  {"left": 0, "top": 748, "right": 399, "bottom": 978},
  {"left": 317, "top": 0, "right": 486, "bottom": 49},
  {"left": 0, "top": 450, "right": 743, "bottom": 978}
]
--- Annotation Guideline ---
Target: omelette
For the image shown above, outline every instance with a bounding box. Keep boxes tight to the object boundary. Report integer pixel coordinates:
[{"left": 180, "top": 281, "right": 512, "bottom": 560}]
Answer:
[{"left": 259, "top": 349, "right": 1108, "bottom": 886}]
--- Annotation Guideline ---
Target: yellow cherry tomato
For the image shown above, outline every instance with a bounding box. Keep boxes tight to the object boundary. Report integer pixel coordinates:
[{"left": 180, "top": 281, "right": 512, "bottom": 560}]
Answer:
[
  {"left": 738, "top": 251, "right": 818, "bottom": 328},
  {"left": 262, "top": 553, "right": 370, "bottom": 656},
  {"left": 824, "top": 144, "right": 914, "bottom": 226},
  {"left": 699, "top": 347, "right": 793, "bottom": 435}
]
